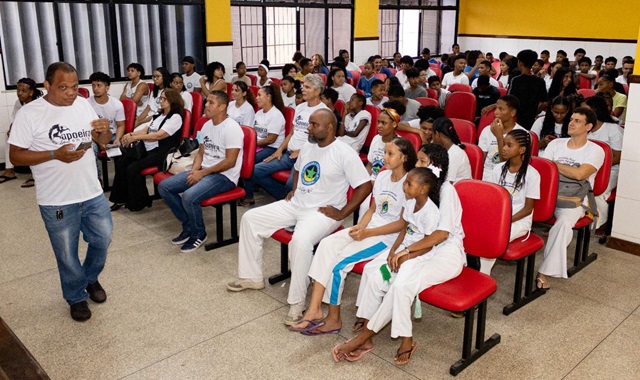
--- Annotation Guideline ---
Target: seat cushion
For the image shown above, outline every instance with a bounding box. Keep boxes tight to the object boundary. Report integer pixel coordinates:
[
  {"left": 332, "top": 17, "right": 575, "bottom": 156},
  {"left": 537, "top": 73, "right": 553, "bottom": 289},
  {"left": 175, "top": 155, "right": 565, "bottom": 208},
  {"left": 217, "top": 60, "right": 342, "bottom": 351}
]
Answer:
[
  {"left": 98, "top": 151, "right": 107, "bottom": 158},
  {"left": 501, "top": 233, "right": 544, "bottom": 261},
  {"left": 153, "top": 172, "right": 173, "bottom": 185},
  {"left": 419, "top": 267, "right": 497, "bottom": 312},
  {"left": 351, "top": 259, "right": 372, "bottom": 275},
  {"left": 547, "top": 214, "right": 592, "bottom": 230},
  {"left": 607, "top": 188, "right": 617, "bottom": 202},
  {"left": 140, "top": 166, "right": 159, "bottom": 176},
  {"left": 271, "top": 228, "right": 293, "bottom": 244},
  {"left": 271, "top": 170, "right": 291, "bottom": 183},
  {"left": 359, "top": 153, "right": 367, "bottom": 163},
  {"left": 200, "top": 187, "right": 246, "bottom": 206}
]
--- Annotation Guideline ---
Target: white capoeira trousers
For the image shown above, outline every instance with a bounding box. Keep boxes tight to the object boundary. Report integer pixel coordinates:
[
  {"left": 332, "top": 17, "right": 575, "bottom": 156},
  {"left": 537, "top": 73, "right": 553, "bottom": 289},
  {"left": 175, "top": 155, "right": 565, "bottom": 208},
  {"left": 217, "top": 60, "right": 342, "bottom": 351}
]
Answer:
[
  {"left": 237, "top": 200, "right": 342, "bottom": 305},
  {"left": 538, "top": 206, "right": 586, "bottom": 279},
  {"left": 356, "top": 244, "right": 464, "bottom": 338},
  {"left": 595, "top": 166, "right": 619, "bottom": 229},
  {"left": 479, "top": 218, "right": 532, "bottom": 275},
  {"left": 307, "top": 228, "right": 389, "bottom": 306}
]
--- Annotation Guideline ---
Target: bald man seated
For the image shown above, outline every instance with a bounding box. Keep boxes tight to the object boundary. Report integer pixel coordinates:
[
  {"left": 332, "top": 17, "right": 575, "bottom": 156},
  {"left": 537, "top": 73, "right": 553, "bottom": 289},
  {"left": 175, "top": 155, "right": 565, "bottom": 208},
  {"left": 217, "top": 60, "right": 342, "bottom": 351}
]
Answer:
[{"left": 227, "top": 109, "right": 372, "bottom": 326}]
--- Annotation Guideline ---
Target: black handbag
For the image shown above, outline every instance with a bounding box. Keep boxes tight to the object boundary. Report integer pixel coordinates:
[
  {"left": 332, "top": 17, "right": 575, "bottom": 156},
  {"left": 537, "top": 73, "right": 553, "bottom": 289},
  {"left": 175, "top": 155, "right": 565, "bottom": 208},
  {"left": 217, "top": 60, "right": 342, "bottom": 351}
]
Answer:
[{"left": 121, "top": 141, "right": 147, "bottom": 160}]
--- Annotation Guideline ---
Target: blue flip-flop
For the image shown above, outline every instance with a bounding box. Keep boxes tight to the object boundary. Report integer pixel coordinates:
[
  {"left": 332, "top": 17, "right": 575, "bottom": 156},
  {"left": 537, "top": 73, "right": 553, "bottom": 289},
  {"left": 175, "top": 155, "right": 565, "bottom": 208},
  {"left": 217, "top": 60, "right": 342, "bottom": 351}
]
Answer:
[
  {"left": 301, "top": 327, "right": 341, "bottom": 336},
  {"left": 288, "top": 319, "right": 324, "bottom": 333}
]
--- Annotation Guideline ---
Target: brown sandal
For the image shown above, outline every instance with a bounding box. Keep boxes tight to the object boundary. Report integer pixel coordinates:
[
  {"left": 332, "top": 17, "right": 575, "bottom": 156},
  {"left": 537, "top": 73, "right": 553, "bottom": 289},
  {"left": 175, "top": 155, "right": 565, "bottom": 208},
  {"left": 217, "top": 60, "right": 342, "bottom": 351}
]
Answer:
[{"left": 394, "top": 342, "right": 418, "bottom": 365}]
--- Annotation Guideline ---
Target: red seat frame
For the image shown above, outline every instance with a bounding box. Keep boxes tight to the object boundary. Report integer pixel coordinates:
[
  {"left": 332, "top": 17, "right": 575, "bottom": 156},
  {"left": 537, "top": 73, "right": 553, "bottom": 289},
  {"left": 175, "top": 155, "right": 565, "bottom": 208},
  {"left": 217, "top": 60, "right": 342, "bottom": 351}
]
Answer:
[
  {"left": 414, "top": 97, "right": 439, "bottom": 108},
  {"left": 448, "top": 83, "right": 473, "bottom": 93},
  {"left": 462, "top": 143, "right": 483, "bottom": 180}
]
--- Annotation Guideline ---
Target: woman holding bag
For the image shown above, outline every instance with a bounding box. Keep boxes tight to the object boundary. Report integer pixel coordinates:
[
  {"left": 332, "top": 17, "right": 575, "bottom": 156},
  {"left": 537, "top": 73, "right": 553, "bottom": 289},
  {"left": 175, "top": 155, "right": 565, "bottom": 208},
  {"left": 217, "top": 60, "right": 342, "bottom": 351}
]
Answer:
[{"left": 110, "top": 89, "right": 184, "bottom": 211}]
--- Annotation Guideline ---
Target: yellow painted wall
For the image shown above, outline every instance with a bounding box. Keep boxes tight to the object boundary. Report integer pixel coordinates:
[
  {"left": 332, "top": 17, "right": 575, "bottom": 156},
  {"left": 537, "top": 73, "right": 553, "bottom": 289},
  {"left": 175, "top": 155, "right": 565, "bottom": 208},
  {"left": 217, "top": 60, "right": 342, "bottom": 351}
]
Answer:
[
  {"left": 354, "top": 0, "right": 379, "bottom": 38},
  {"left": 205, "top": 0, "right": 232, "bottom": 43},
  {"left": 459, "top": 0, "right": 640, "bottom": 41}
]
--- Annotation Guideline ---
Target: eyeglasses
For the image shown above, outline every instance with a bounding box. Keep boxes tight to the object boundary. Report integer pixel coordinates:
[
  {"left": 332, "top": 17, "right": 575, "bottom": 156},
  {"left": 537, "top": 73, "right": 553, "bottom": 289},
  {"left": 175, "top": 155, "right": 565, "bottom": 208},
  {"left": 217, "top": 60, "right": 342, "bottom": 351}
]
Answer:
[{"left": 159, "top": 96, "right": 167, "bottom": 101}]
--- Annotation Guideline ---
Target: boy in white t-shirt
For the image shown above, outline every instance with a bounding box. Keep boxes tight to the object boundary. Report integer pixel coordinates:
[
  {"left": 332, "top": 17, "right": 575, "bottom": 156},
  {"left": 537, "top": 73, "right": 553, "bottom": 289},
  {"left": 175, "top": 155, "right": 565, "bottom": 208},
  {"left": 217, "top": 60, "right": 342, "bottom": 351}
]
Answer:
[
  {"left": 365, "top": 79, "right": 389, "bottom": 110},
  {"left": 159, "top": 91, "right": 243, "bottom": 253},
  {"left": 337, "top": 93, "right": 371, "bottom": 152},
  {"left": 228, "top": 108, "right": 372, "bottom": 326},
  {"left": 441, "top": 54, "right": 469, "bottom": 89},
  {"left": 181, "top": 56, "right": 202, "bottom": 93}
]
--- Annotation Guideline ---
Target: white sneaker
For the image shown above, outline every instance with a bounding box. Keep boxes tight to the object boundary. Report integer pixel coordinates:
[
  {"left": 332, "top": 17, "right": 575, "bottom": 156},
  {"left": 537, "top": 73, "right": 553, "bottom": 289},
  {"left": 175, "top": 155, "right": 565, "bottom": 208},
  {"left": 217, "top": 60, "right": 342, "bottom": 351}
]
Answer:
[
  {"left": 284, "top": 302, "right": 306, "bottom": 326},
  {"left": 226, "top": 278, "right": 265, "bottom": 292}
]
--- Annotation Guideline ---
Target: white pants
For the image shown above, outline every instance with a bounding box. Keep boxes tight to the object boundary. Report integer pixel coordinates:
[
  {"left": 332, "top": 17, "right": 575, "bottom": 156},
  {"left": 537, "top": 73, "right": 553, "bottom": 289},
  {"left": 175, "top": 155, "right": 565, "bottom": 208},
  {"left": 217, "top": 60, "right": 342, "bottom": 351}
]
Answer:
[
  {"left": 308, "top": 228, "right": 389, "bottom": 306},
  {"left": 237, "top": 200, "right": 341, "bottom": 305},
  {"left": 538, "top": 207, "right": 586, "bottom": 278},
  {"left": 595, "top": 166, "right": 619, "bottom": 229},
  {"left": 3, "top": 135, "right": 12, "bottom": 170},
  {"left": 356, "top": 244, "right": 464, "bottom": 338},
  {"left": 479, "top": 218, "right": 531, "bottom": 275}
]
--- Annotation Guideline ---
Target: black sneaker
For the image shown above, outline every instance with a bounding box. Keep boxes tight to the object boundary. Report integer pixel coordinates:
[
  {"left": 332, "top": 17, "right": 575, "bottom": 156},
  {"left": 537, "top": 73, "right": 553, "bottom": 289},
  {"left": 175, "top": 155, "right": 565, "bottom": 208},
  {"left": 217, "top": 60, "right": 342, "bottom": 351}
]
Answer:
[
  {"left": 180, "top": 235, "right": 207, "bottom": 253},
  {"left": 70, "top": 301, "right": 91, "bottom": 321},
  {"left": 86, "top": 281, "right": 107, "bottom": 303},
  {"left": 171, "top": 231, "right": 191, "bottom": 245}
]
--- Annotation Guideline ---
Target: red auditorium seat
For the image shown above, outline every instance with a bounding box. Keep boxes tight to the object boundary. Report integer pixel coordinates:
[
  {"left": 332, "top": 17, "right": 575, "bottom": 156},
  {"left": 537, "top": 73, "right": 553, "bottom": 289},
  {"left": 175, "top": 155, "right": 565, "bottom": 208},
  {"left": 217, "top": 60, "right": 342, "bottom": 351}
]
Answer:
[
  {"left": 358, "top": 105, "right": 381, "bottom": 163},
  {"left": 444, "top": 92, "right": 476, "bottom": 122},
  {"left": 530, "top": 131, "right": 539, "bottom": 157},
  {"left": 78, "top": 87, "right": 89, "bottom": 98},
  {"left": 426, "top": 88, "right": 438, "bottom": 100},
  {"left": 246, "top": 74, "right": 257, "bottom": 86},
  {"left": 462, "top": 143, "right": 483, "bottom": 180},
  {"left": 189, "top": 91, "right": 203, "bottom": 132},
  {"left": 450, "top": 118, "right": 476, "bottom": 144},
  {"left": 448, "top": 83, "right": 472, "bottom": 93},
  {"left": 414, "top": 97, "right": 439, "bottom": 108}
]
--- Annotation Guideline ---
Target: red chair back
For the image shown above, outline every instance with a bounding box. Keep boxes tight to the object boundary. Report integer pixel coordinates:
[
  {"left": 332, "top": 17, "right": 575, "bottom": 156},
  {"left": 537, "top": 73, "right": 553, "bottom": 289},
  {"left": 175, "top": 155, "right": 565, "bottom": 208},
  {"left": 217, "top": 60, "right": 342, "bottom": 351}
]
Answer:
[
  {"left": 444, "top": 92, "right": 476, "bottom": 122},
  {"left": 462, "top": 143, "right": 483, "bottom": 180},
  {"left": 248, "top": 86, "right": 260, "bottom": 98},
  {"left": 492, "top": 61, "right": 501, "bottom": 79},
  {"left": 590, "top": 140, "right": 612, "bottom": 196},
  {"left": 529, "top": 157, "right": 558, "bottom": 222},
  {"left": 284, "top": 107, "right": 295, "bottom": 136},
  {"left": 455, "top": 180, "right": 512, "bottom": 259},
  {"left": 430, "top": 66, "right": 442, "bottom": 80},
  {"left": 415, "top": 97, "right": 439, "bottom": 108},
  {"left": 226, "top": 82, "right": 233, "bottom": 97},
  {"left": 578, "top": 89, "right": 595, "bottom": 99},
  {"left": 498, "top": 87, "right": 508, "bottom": 97},
  {"left": 396, "top": 130, "right": 422, "bottom": 152},
  {"left": 448, "top": 83, "right": 472, "bottom": 93},
  {"left": 373, "top": 73, "right": 387, "bottom": 81},
  {"left": 347, "top": 77, "right": 354, "bottom": 86},
  {"left": 192, "top": 116, "right": 209, "bottom": 138},
  {"left": 450, "top": 118, "right": 477, "bottom": 144},
  {"left": 246, "top": 74, "right": 257, "bottom": 86},
  {"left": 120, "top": 98, "right": 137, "bottom": 133},
  {"left": 239, "top": 126, "right": 257, "bottom": 180},
  {"left": 335, "top": 100, "right": 345, "bottom": 117},
  {"left": 361, "top": 105, "right": 381, "bottom": 152},
  {"left": 270, "top": 77, "right": 281, "bottom": 86},
  {"left": 147, "top": 83, "right": 154, "bottom": 93},
  {"left": 578, "top": 76, "right": 592, "bottom": 90},
  {"left": 477, "top": 108, "right": 496, "bottom": 138},
  {"left": 317, "top": 73, "right": 327, "bottom": 84},
  {"left": 181, "top": 110, "right": 192, "bottom": 138},
  {"left": 529, "top": 131, "right": 539, "bottom": 157},
  {"left": 426, "top": 88, "right": 438, "bottom": 100},
  {"left": 190, "top": 92, "right": 204, "bottom": 129},
  {"left": 350, "top": 70, "right": 361, "bottom": 85},
  {"left": 356, "top": 89, "right": 365, "bottom": 96},
  {"left": 78, "top": 87, "right": 89, "bottom": 98}
]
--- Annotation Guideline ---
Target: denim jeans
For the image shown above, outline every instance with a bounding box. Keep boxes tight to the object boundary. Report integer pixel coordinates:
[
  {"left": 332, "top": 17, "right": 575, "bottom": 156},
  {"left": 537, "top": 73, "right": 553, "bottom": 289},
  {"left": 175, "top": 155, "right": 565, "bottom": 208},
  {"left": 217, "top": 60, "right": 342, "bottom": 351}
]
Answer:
[
  {"left": 243, "top": 146, "right": 277, "bottom": 199},
  {"left": 39, "top": 195, "right": 113, "bottom": 305},
  {"left": 253, "top": 151, "right": 296, "bottom": 200},
  {"left": 158, "top": 171, "right": 236, "bottom": 239}
]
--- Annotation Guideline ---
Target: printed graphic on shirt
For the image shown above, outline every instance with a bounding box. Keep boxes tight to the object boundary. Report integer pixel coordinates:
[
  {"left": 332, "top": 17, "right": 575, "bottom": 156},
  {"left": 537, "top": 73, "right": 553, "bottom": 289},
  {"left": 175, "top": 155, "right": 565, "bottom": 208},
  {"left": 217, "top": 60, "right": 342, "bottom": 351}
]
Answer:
[
  {"left": 253, "top": 120, "right": 268, "bottom": 138},
  {"left": 301, "top": 161, "right": 320, "bottom": 185},
  {"left": 406, "top": 223, "right": 418, "bottom": 235},
  {"left": 378, "top": 189, "right": 400, "bottom": 215},
  {"left": 186, "top": 82, "right": 193, "bottom": 90},
  {"left": 490, "top": 149, "right": 501, "bottom": 164},
  {"left": 371, "top": 158, "right": 384, "bottom": 175},
  {"left": 293, "top": 115, "right": 309, "bottom": 135},
  {"left": 555, "top": 157, "right": 581, "bottom": 168},
  {"left": 49, "top": 124, "right": 91, "bottom": 145},
  {"left": 202, "top": 135, "right": 222, "bottom": 157}
]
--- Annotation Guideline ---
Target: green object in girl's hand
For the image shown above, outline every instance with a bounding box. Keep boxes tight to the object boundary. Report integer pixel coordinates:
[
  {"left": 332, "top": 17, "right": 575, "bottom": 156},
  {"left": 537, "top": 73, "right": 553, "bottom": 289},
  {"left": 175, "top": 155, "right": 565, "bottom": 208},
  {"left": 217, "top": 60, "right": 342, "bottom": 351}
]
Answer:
[{"left": 380, "top": 264, "right": 391, "bottom": 282}]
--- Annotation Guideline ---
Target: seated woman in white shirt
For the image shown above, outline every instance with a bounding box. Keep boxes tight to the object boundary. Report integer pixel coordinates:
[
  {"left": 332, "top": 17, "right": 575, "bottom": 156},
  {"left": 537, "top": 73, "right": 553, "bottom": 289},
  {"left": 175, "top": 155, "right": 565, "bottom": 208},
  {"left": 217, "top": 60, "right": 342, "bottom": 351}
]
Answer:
[
  {"left": 327, "top": 67, "right": 357, "bottom": 103},
  {"left": 169, "top": 73, "right": 193, "bottom": 114},
  {"left": 431, "top": 117, "right": 472, "bottom": 183},
  {"left": 200, "top": 61, "right": 227, "bottom": 98},
  {"left": 227, "top": 81, "right": 256, "bottom": 127},
  {"left": 135, "top": 67, "right": 170, "bottom": 127},
  {"left": 257, "top": 60, "right": 273, "bottom": 87},
  {"left": 531, "top": 96, "right": 571, "bottom": 150}
]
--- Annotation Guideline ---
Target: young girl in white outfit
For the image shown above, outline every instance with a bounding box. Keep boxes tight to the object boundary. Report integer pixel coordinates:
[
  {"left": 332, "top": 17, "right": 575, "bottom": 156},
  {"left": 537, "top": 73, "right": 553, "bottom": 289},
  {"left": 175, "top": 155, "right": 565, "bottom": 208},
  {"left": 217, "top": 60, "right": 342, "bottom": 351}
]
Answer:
[
  {"left": 431, "top": 117, "right": 472, "bottom": 183},
  {"left": 335, "top": 145, "right": 465, "bottom": 365},
  {"left": 480, "top": 129, "right": 540, "bottom": 275},
  {"left": 289, "top": 137, "right": 416, "bottom": 335}
]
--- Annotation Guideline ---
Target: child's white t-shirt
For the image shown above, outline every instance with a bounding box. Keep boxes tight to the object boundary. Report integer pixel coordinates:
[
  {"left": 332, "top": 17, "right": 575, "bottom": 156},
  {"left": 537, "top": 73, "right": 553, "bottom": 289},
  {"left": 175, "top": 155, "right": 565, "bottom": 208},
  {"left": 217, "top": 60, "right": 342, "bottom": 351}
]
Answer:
[
  {"left": 338, "top": 109, "right": 372, "bottom": 152},
  {"left": 182, "top": 72, "right": 202, "bottom": 92},
  {"left": 87, "top": 95, "right": 126, "bottom": 135},
  {"left": 200, "top": 117, "right": 244, "bottom": 184},
  {"left": 490, "top": 162, "right": 541, "bottom": 227},
  {"left": 442, "top": 72, "right": 469, "bottom": 89},
  {"left": 401, "top": 197, "right": 440, "bottom": 247},
  {"left": 253, "top": 107, "right": 286, "bottom": 149},
  {"left": 227, "top": 100, "right": 255, "bottom": 127},
  {"left": 333, "top": 83, "right": 357, "bottom": 103},
  {"left": 447, "top": 144, "right": 472, "bottom": 183},
  {"left": 478, "top": 123, "right": 527, "bottom": 181},
  {"left": 367, "top": 134, "right": 387, "bottom": 180},
  {"left": 288, "top": 102, "right": 329, "bottom": 151},
  {"left": 282, "top": 91, "right": 296, "bottom": 108},
  {"left": 369, "top": 170, "right": 407, "bottom": 246},
  {"left": 542, "top": 138, "right": 605, "bottom": 188},
  {"left": 366, "top": 96, "right": 389, "bottom": 110}
]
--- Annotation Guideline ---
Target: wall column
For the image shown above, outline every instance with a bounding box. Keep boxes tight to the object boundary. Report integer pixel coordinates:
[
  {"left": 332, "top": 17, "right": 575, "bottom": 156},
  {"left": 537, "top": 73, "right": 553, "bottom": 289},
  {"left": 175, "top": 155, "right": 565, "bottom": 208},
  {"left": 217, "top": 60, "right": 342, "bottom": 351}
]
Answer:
[
  {"left": 204, "top": 0, "right": 233, "bottom": 80},
  {"left": 352, "top": 0, "right": 379, "bottom": 66}
]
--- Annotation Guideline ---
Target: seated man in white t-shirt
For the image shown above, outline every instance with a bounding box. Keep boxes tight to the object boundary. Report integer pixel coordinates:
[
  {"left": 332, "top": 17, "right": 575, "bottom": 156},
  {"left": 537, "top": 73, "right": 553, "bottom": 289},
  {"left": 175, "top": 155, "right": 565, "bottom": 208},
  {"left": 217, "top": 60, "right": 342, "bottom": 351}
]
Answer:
[
  {"left": 441, "top": 54, "right": 470, "bottom": 89},
  {"left": 181, "top": 56, "right": 202, "bottom": 93},
  {"left": 227, "top": 109, "right": 372, "bottom": 326},
  {"left": 158, "top": 91, "right": 243, "bottom": 253},
  {"left": 337, "top": 93, "right": 371, "bottom": 152},
  {"left": 537, "top": 107, "right": 605, "bottom": 288}
]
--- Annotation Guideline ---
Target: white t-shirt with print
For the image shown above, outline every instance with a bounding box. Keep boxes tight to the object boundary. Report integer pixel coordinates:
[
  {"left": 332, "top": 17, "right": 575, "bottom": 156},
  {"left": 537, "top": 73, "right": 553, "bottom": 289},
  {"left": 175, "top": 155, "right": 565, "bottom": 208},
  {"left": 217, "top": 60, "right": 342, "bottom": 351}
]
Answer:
[
  {"left": 8, "top": 97, "right": 102, "bottom": 206},
  {"left": 182, "top": 72, "right": 202, "bottom": 92},
  {"left": 333, "top": 83, "right": 357, "bottom": 103},
  {"left": 227, "top": 100, "right": 255, "bottom": 127},
  {"left": 88, "top": 95, "right": 125, "bottom": 135},
  {"left": 448, "top": 144, "right": 472, "bottom": 183},
  {"left": 10, "top": 100, "right": 22, "bottom": 123},
  {"left": 338, "top": 109, "right": 372, "bottom": 152},
  {"left": 367, "top": 134, "right": 387, "bottom": 180},
  {"left": 588, "top": 121, "right": 623, "bottom": 177},
  {"left": 370, "top": 170, "right": 407, "bottom": 246},
  {"left": 148, "top": 89, "right": 163, "bottom": 115},
  {"left": 366, "top": 96, "right": 389, "bottom": 110},
  {"left": 542, "top": 138, "right": 605, "bottom": 188},
  {"left": 200, "top": 117, "right": 244, "bottom": 184},
  {"left": 288, "top": 101, "right": 329, "bottom": 151},
  {"left": 401, "top": 197, "right": 440, "bottom": 247},
  {"left": 145, "top": 113, "right": 182, "bottom": 151},
  {"left": 291, "top": 139, "right": 370, "bottom": 210},
  {"left": 478, "top": 123, "right": 527, "bottom": 181},
  {"left": 490, "top": 162, "right": 541, "bottom": 227},
  {"left": 442, "top": 72, "right": 470, "bottom": 89},
  {"left": 253, "top": 107, "right": 286, "bottom": 149}
]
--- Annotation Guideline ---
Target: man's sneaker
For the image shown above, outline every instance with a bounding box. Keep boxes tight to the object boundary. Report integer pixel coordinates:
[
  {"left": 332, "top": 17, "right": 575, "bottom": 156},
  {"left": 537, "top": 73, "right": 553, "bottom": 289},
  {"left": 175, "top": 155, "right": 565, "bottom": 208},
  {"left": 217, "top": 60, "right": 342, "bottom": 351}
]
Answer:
[
  {"left": 86, "top": 281, "right": 107, "bottom": 303},
  {"left": 171, "top": 231, "right": 191, "bottom": 245},
  {"left": 70, "top": 301, "right": 91, "bottom": 322},
  {"left": 284, "top": 302, "right": 306, "bottom": 326},
  {"left": 180, "top": 235, "right": 207, "bottom": 253},
  {"left": 226, "top": 279, "right": 265, "bottom": 292}
]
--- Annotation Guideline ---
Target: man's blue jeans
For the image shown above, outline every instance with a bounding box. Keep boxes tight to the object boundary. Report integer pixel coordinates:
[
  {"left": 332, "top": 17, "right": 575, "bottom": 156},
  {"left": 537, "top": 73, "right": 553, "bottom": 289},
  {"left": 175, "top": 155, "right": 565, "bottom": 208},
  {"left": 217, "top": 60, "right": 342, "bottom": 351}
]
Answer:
[
  {"left": 158, "top": 171, "right": 236, "bottom": 239},
  {"left": 253, "top": 151, "right": 296, "bottom": 200},
  {"left": 39, "top": 195, "right": 113, "bottom": 305}
]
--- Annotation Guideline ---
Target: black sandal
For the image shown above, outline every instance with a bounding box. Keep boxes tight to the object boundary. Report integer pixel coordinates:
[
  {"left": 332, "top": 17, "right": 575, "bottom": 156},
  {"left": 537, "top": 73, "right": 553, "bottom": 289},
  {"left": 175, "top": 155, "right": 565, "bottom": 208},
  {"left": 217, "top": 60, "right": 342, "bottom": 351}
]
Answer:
[{"left": 352, "top": 319, "right": 365, "bottom": 333}]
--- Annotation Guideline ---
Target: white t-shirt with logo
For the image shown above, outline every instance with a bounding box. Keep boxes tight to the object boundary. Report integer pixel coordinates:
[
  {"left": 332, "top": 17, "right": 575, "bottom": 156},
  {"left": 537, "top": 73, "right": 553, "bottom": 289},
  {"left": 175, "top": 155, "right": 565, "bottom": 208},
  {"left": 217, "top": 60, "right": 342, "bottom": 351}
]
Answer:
[
  {"left": 478, "top": 124, "right": 526, "bottom": 181},
  {"left": 367, "top": 134, "right": 387, "bottom": 180},
  {"left": 338, "top": 109, "right": 372, "bottom": 152},
  {"left": 490, "top": 162, "right": 541, "bottom": 227},
  {"left": 542, "top": 138, "right": 605, "bottom": 188},
  {"left": 145, "top": 113, "right": 182, "bottom": 151},
  {"left": 8, "top": 97, "right": 102, "bottom": 206},
  {"left": 227, "top": 100, "right": 255, "bottom": 127},
  {"left": 291, "top": 139, "right": 370, "bottom": 210},
  {"left": 148, "top": 89, "right": 164, "bottom": 115},
  {"left": 401, "top": 197, "right": 440, "bottom": 247},
  {"left": 182, "top": 72, "right": 202, "bottom": 92},
  {"left": 88, "top": 95, "right": 125, "bottom": 135},
  {"left": 200, "top": 118, "right": 244, "bottom": 184},
  {"left": 370, "top": 170, "right": 407, "bottom": 246},
  {"left": 447, "top": 144, "right": 472, "bottom": 183},
  {"left": 253, "top": 107, "right": 286, "bottom": 149},
  {"left": 288, "top": 102, "right": 329, "bottom": 151}
]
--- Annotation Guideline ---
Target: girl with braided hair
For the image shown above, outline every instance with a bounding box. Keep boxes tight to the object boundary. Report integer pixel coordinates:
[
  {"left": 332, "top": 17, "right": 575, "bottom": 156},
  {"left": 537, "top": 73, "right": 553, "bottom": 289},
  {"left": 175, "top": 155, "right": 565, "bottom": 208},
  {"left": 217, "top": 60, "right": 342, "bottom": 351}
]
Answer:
[{"left": 431, "top": 117, "right": 471, "bottom": 183}]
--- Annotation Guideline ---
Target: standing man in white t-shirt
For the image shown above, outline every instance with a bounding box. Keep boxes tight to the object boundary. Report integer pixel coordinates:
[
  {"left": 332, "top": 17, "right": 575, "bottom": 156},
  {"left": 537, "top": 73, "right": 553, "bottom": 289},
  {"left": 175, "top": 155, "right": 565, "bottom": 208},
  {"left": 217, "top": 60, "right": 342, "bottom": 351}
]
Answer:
[
  {"left": 252, "top": 74, "right": 329, "bottom": 200},
  {"left": 181, "top": 56, "right": 202, "bottom": 93},
  {"left": 159, "top": 91, "right": 243, "bottom": 253},
  {"left": 9, "top": 62, "right": 113, "bottom": 322},
  {"left": 537, "top": 107, "right": 605, "bottom": 287},
  {"left": 227, "top": 108, "right": 372, "bottom": 325}
]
